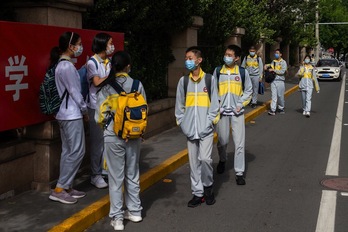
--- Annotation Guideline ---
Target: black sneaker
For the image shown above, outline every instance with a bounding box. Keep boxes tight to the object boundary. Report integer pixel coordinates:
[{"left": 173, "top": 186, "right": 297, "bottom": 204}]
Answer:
[
  {"left": 250, "top": 103, "right": 257, "bottom": 109},
  {"left": 204, "top": 186, "right": 216, "bottom": 205},
  {"left": 268, "top": 110, "right": 276, "bottom": 116},
  {"left": 187, "top": 195, "right": 205, "bottom": 208},
  {"left": 217, "top": 161, "right": 225, "bottom": 174},
  {"left": 278, "top": 109, "right": 285, "bottom": 114},
  {"left": 236, "top": 175, "right": 246, "bottom": 185}
]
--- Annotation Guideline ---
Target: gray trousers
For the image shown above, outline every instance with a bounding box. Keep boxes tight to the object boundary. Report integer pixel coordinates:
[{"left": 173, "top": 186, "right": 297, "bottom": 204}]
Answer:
[
  {"left": 88, "top": 108, "right": 104, "bottom": 176},
  {"left": 216, "top": 114, "right": 245, "bottom": 176},
  {"left": 105, "top": 137, "right": 142, "bottom": 219},
  {"left": 187, "top": 134, "right": 214, "bottom": 197},
  {"left": 250, "top": 75, "right": 260, "bottom": 104},
  {"left": 301, "top": 89, "right": 313, "bottom": 112},
  {"left": 270, "top": 80, "right": 285, "bottom": 111},
  {"left": 56, "top": 119, "right": 85, "bottom": 189}
]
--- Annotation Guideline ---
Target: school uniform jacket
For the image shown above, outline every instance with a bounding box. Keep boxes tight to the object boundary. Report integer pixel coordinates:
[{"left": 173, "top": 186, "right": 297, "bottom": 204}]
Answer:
[
  {"left": 271, "top": 58, "right": 287, "bottom": 81},
  {"left": 55, "top": 56, "right": 88, "bottom": 120},
  {"left": 241, "top": 55, "right": 263, "bottom": 78},
  {"left": 95, "top": 73, "right": 146, "bottom": 143},
  {"left": 175, "top": 69, "right": 220, "bottom": 140},
  {"left": 213, "top": 65, "right": 252, "bottom": 115}
]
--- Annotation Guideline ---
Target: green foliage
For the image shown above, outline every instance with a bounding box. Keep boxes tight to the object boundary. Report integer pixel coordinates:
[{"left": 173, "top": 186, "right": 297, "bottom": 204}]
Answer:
[{"left": 84, "top": 0, "right": 197, "bottom": 102}]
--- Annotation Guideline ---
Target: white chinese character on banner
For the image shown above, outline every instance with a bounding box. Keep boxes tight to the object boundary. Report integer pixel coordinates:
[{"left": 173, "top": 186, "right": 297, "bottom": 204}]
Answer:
[{"left": 5, "top": 55, "right": 29, "bottom": 101}]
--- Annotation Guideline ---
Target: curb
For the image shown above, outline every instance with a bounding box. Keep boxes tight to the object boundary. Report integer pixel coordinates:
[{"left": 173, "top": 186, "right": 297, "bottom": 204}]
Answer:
[{"left": 49, "top": 84, "right": 299, "bottom": 232}]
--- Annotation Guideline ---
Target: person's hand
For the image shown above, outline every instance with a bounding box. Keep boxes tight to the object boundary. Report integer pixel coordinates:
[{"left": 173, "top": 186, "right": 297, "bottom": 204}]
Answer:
[
  {"left": 236, "top": 106, "right": 241, "bottom": 112},
  {"left": 317, "top": 91, "right": 320, "bottom": 94}
]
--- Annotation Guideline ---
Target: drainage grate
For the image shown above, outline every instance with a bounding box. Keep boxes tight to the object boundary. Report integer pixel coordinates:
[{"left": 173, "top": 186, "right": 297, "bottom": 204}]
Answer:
[{"left": 320, "top": 177, "right": 348, "bottom": 191}]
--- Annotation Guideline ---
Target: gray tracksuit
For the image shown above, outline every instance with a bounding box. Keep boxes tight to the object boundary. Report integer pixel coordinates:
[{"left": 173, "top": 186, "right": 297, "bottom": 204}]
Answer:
[
  {"left": 241, "top": 55, "right": 263, "bottom": 104},
  {"left": 86, "top": 54, "right": 111, "bottom": 177},
  {"left": 95, "top": 74, "right": 146, "bottom": 220},
  {"left": 54, "top": 56, "right": 87, "bottom": 190},
  {"left": 269, "top": 59, "right": 287, "bottom": 112},
  {"left": 175, "top": 69, "right": 219, "bottom": 197},
  {"left": 213, "top": 65, "right": 252, "bottom": 176}
]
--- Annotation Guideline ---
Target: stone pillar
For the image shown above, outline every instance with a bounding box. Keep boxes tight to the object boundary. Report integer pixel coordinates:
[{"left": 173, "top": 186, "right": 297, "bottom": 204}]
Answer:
[
  {"left": 282, "top": 43, "right": 290, "bottom": 65},
  {"left": 256, "top": 34, "right": 267, "bottom": 64},
  {"left": 12, "top": 0, "right": 93, "bottom": 28},
  {"left": 293, "top": 46, "right": 300, "bottom": 66},
  {"left": 168, "top": 16, "right": 203, "bottom": 97},
  {"left": 300, "top": 46, "right": 307, "bottom": 63},
  {"left": 224, "top": 27, "right": 245, "bottom": 47}
]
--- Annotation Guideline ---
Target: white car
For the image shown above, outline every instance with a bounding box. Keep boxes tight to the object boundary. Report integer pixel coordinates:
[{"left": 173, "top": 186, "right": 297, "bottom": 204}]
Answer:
[{"left": 315, "top": 58, "right": 342, "bottom": 81}]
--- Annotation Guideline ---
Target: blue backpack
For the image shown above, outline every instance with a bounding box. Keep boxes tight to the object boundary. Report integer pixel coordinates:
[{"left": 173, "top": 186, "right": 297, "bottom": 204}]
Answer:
[
  {"left": 39, "top": 59, "right": 69, "bottom": 115},
  {"left": 78, "top": 57, "right": 98, "bottom": 101}
]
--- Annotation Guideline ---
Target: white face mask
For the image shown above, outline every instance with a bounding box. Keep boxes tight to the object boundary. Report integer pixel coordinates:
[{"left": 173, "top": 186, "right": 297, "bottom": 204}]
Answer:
[
  {"left": 73, "top": 44, "right": 83, "bottom": 57},
  {"left": 106, "top": 44, "right": 115, "bottom": 55},
  {"left": 304, "top": 58, "right": 310, "bottom": 64}
]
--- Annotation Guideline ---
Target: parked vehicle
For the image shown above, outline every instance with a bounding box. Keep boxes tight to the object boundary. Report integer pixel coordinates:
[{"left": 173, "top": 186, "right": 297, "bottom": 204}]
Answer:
[{"left": 315, "top": 58, "right": 342, "bottom": 81}]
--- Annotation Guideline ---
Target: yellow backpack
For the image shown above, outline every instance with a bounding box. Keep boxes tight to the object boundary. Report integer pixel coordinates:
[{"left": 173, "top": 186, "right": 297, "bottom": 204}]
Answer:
[{"left": 108, "top": 79, "right": 148, "bottom": 140}]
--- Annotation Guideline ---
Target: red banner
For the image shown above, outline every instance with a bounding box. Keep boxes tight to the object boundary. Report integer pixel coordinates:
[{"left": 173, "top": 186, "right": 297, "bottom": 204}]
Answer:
[{"left": 0, "top": 21, "right": 124, "bottom": 132}]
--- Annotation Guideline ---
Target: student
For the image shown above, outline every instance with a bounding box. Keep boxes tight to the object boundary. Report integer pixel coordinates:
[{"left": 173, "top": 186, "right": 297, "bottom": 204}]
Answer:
[
  {"left": 241, "top": 46, "right": 263, "bottom": 108},
  {"left": 87, "top": 33, "right": 114, "bottom": 189},
  {"left": 213, "top": 45, "right": 252, "bottom": 185},
  {"left": 175, "top": 46, "right": 220, "bottom": 207},
  {"left": 265, "top": 49, "right": 288, "bottom": 115},
  {"left": 296, "top": 55, "right": 320, "bottom": 117},
  {"left": 49, "top": 31, "right": 89, "bottom": 204},
  {"left": 96, "top": 51, "right": 145, "bottom": 231}
]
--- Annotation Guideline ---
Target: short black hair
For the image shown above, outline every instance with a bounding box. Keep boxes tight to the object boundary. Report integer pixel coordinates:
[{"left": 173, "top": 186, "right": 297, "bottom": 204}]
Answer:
[
  {"left": 92, "top": 33, "right": 112, "bottom": 53},
  {"left": 226, "top": 44, "right": 242, "bottom": 57},
  {"left": 111, "top": 51, "right": 131, "bottom": 72},
  {"left": 186, "top": 46, "right": 202, "bottom": 58},
  {"left": 275, "top": 48, "right": 282, "bottom": 54}
]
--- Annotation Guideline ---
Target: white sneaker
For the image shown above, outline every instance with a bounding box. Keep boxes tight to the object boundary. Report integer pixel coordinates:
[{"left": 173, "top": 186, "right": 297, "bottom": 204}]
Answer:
[
  {"left": 303, "top": 111, "right": 306, "bottom": 115},
  {"left": 91, "top": 175, "right": 108, "bottom": 189},
  {"left": 306, "top": 112, "right": 310, "bottom": 118},
  {"left": 124, "top": 210, "right": 142, "bottom": 222},
  {"left": 111, "top": 218, "right": 124, "bottom": 231}
]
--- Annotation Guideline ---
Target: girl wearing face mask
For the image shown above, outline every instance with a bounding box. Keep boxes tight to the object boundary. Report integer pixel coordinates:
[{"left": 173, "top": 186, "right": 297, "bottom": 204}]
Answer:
[
  {"left": 49, "top": 31, "right": 89, "bottom": 204},
  {"left": 296, "top": 55, "right": 320, "bottom": 117},
  {"left": 86, "top": 33, "right": 114, "bottom": 189}
]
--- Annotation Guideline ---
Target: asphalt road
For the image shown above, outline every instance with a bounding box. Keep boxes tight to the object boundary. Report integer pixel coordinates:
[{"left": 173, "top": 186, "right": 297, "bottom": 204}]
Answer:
[{"left": 87, "top": 71, "right": 348, "bottom": 232}]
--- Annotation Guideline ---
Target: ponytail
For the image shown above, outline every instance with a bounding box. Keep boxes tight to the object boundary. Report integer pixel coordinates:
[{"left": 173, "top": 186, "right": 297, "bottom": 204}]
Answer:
[{"left": 49, "top": 46, "right": 60, "bottom": 69}]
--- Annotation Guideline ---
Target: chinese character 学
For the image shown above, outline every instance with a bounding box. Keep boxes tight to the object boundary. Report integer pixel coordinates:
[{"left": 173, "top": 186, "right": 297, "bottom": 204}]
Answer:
[{"left": 5, "top": 55, "right": 28, "bottom": 101}]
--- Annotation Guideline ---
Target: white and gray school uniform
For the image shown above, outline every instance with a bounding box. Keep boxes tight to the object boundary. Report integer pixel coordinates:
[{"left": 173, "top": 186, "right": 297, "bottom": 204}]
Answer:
[
  {"left": 86, "top": 55, "right": 111, "bottom": 176},
  {"left": 55, "top": 56, "right": 88, "bottom": 190},
  {"left": 270, "top": 59, "right": 287, "bottom": 112},
  {"left": 213, "top": 65, "right": 252, "bottom": 176},
  {"left": 241, "top": 55, "right": 263, "bottom": 104},
  {"left": 95, "top": 74, "right": 146, "bottom": 220},
  {"left": 175, "top": 69, "right": 220, "bottom": 197},
  {"left": 297, "top": 64, "right": 320, "bottom": 112}
]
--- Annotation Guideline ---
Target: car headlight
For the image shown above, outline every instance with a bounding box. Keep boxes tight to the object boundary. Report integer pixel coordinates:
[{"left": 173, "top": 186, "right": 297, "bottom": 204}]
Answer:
[
  {"left": 314, "top": 69, "right": 318, "bottom": 73},
  {"left": 335, "top": 68, "right": 339, "bottom": 73}
]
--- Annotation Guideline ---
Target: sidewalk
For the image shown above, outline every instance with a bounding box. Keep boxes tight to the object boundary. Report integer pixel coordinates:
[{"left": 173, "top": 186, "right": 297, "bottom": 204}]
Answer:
[{"left": 0, "top": 80, "right": 299, "bottom": 232}]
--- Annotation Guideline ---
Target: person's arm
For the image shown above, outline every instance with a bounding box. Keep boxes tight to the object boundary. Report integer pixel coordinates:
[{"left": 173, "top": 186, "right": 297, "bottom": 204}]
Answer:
[
  {"left": 274, "top": 60, "right": 287, "bottom": 75},
  {"left": 237, "top": 70, "right": 252, "bottom": 110},
  {"left": 174, "top": 77, "right": 185, "bottom": 125},
  {"left": 258, "top": 57, "right": 264, "bottom": 80},
  {"left": 208, "top": 75, "right": 220, "bottom": 125},
  {"left": 241, "top": 57, "right": 246, "bottom": 68}
]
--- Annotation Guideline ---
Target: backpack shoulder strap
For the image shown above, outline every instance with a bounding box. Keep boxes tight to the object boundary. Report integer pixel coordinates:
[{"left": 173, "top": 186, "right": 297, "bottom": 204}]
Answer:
[
  {"left": 239, "top": 66, "right": 245, "bottom": 91},
  {"left": 131, "top": 79, "right": 140, "bottom": 93},
  {"left": 90, "top": 57, "right": 98, "bottom": 70},
  {"left": 215, "top": 66, "right": 222, "bottom": 82},
  {"left": 205, "top": 74, "right": 212, "bottom": 101},
  {"left": 108, "top": 80, "right": 125, "bottom": 94}
]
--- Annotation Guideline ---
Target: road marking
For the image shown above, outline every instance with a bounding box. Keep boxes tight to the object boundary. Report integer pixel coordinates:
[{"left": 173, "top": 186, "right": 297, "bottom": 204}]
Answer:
[
  {"left": 341, "top": 192, "right": 348, "bottom": 197},
  {"left": 316, "top": 73, "right": 346, "bottom": 232},
  {"left": 315, "top": 190, "right": 337, "bottom": 232}
]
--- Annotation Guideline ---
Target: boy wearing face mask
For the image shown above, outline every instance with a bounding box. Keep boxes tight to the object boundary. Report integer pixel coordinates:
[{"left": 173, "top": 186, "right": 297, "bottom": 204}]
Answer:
[
  {"left": 213, "top": 45, "right": 252, "bottom": 185},
  {"left": 175, "top": 46, "right": 220, "bottom": 207},
  {"left": 241, "top": 46, "right": 263, "bottom": 108},
  {"left": 86, "top": 33, "right": 114, "bottom": 189},
  {"left": 265, "top": 49, "right": 288, "bottom": 115},
  {"left": 296, "top": 55, "right": 320, "bottom": 117}
]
